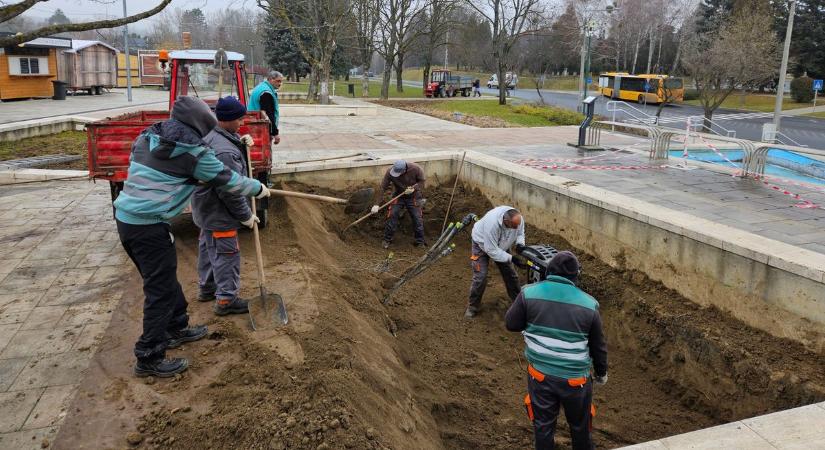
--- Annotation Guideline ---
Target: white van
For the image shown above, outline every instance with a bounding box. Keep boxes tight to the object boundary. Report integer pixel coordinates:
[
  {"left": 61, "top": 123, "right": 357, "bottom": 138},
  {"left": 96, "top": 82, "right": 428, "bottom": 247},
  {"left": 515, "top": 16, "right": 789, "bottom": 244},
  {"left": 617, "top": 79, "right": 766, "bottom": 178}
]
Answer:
[{"left": 487, "top": 73, "right": 518, "bottom": 90}]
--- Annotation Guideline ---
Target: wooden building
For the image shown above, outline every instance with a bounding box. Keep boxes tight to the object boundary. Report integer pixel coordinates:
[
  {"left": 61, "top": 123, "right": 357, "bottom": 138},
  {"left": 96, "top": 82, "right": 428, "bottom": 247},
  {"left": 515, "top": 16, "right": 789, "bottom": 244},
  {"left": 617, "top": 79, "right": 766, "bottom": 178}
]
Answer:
[
  {"left": 59, "top": 40, "right": 118, "bottom": 94},
  {"left": 117, "top": 53, "right": 141, "bottom": 88},
  {"left": 0, "top": 34, "right": 72, "bottom": 101}
]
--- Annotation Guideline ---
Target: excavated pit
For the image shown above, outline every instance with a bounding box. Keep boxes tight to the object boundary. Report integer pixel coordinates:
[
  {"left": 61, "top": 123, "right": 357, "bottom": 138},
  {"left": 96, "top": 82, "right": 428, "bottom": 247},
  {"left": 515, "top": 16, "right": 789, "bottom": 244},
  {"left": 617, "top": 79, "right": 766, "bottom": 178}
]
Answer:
[{"left": 56, "top": 183, "right": 825, "bottom": 450}]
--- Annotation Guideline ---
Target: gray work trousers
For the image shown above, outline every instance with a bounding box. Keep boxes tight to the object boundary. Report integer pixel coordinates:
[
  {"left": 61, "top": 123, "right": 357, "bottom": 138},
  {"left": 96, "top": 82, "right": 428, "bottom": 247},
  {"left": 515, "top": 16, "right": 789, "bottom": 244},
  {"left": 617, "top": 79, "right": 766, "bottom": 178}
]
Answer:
[
  {"left": 198, "top": 229, "right": 241, "bottom": 301},
  {"left": 467, "top": 241, "right": 521, "bottom": 309}
]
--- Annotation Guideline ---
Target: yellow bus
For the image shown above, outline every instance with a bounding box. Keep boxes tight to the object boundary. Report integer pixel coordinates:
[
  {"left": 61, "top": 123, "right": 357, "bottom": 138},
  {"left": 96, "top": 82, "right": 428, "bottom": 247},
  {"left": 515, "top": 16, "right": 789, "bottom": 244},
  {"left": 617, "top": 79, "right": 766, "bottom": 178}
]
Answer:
[{"left": 597, "top": 73, "right": 684, "bottom": 104}]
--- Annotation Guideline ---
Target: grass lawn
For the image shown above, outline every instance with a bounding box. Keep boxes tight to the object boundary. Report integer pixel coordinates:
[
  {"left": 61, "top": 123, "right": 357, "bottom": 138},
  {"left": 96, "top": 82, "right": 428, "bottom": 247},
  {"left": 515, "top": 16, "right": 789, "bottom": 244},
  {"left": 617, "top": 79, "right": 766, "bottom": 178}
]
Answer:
[
  {"left": 805, "top": 111, "right": 825, "bottom": 119},
  {"left": 0, "top": 131, "right": 87, "bottom": 169},
  {"left": 378, "top": 99, "right": 583, "bottom": 127},
  {"left": 683, "top": 93, "right": 811, "bottom": 112},
  {"left": 279, "top": 80, "right": 423, "bottom": 98}
]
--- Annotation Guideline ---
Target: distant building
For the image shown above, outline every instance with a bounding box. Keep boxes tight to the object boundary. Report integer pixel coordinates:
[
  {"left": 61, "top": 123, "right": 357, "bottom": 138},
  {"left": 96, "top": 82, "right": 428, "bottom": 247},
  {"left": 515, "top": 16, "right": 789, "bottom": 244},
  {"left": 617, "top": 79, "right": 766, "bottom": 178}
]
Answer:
[{"left": 0, "top": 33, "right": 72, "bottom": 100}]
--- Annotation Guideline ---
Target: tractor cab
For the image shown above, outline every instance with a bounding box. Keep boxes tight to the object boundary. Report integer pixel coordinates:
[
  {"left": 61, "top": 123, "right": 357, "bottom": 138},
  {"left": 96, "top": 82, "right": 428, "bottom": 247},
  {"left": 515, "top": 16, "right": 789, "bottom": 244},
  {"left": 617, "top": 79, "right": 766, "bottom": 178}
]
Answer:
[{"left": 163, "top": 49, "right": 249, "bottom": 110}]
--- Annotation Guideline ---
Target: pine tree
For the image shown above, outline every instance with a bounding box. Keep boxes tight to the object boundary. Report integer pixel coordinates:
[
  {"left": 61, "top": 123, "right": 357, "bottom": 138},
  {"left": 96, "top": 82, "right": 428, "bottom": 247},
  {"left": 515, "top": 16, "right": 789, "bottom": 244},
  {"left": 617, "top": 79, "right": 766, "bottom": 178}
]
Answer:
[{"left": 263, "top": 15, "right": 310, "bottom": 81}]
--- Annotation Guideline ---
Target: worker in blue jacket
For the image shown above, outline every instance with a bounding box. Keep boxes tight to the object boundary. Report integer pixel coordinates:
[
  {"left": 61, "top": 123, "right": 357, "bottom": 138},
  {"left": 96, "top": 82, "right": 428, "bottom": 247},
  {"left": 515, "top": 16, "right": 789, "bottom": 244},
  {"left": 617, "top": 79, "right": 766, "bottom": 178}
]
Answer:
[{"left": 114, "top": 96, "right": 271, "bottom": 378}]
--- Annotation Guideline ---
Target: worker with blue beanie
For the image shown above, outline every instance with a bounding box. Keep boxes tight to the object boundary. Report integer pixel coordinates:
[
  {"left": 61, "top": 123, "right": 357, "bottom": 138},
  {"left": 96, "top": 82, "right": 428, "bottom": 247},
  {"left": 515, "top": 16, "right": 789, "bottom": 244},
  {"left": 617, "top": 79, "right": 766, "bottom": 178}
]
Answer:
[{"left": 192, "top": 96, "right": 259, "bottom": 318}]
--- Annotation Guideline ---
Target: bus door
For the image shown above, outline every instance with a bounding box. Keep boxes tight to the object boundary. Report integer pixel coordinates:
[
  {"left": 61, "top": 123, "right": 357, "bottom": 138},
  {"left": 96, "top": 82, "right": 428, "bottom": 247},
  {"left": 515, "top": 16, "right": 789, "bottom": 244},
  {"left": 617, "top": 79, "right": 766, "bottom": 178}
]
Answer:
[{"left": 612, "top": 76, "right": 621, "bottom": 99}]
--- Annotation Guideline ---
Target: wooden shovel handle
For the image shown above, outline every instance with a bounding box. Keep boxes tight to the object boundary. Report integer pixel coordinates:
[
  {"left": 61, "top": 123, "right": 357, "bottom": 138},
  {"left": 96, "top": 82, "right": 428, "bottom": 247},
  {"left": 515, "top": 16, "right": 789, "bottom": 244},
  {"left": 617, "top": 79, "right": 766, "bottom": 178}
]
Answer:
[
  {"left": 268, "top": 188, "right": 348, "bottom": 204},
  {"left": 343, "top": 185, "right": 415, "bottom": 232}
]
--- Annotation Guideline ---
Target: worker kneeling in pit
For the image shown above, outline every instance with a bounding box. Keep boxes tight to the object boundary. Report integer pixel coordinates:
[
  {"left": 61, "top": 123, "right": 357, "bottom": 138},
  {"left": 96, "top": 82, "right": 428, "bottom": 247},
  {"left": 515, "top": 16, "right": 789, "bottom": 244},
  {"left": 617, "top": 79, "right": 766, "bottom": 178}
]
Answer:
[
  {"left": 371, "top": 159, "right": 427, "bottom": 249},
  {"left": 465, "top": 206, "right": 527, "bottom": 318},
  {"left": 192, "top": 96, "right": 259, "bottom": 316},
  {"left": 505, "top": 251, "right": 608, "bottom": 450}
]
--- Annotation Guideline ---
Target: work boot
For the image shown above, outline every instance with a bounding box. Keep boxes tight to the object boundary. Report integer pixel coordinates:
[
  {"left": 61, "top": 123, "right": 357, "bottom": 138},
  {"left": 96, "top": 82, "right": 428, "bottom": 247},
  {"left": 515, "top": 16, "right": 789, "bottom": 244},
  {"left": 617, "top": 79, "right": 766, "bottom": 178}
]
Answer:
[
  {"left": 213, "top": 297, "right": 249, "bottom": 316},
  {"left": 134, "top": 357, "right": 189, "bottom": 378},
  {"left": 167, "top": 324, "right": 208, "bottom": 349},
  {"left": 197, "top": 292, "right": 216, "bottom": 302},
  {"left": 413, "top": 241, "right": 428, "bottom": 248},
  {"left": 382, "top": 240, "right": 391, "bottom": 249},
  {"left": 464, "top": 306, "right": 478, "bottom": 318}
]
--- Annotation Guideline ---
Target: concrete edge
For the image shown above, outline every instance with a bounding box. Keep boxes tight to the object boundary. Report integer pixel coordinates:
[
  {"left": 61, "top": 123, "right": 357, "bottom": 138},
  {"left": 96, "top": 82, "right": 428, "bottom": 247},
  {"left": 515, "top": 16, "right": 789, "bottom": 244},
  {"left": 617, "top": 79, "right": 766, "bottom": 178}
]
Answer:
[
  {"left": 271, "top": 150, "right": 825, "bottom": 284},
  {"left": 0, "top": 168, "right": 88, "bottom": 184}
]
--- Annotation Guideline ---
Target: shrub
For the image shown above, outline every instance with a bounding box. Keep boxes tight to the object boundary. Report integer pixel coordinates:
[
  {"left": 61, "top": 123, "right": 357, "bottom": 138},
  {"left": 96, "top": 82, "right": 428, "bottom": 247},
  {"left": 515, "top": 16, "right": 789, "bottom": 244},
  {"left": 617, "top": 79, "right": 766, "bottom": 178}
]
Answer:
[
  {"left": 790, "top": 76, "right": 814, "bottom": 103},
  {"left": 512, "top": 104, "right": 584, "bottom": 126}
]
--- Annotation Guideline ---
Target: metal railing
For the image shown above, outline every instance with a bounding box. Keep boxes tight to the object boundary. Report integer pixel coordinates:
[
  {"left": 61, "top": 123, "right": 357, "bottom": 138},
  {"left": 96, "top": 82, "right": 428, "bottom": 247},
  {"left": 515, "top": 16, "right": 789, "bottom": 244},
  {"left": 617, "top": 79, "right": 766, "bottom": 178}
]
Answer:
[
  {"left": 762, "top": 129, "right": 809, "bottom": 148},
  {"left": 606, "top": 101, "right": 659, "bottom": 125},
  {"left": 686, "top": 115, "right": 737, "bottom": 138}
]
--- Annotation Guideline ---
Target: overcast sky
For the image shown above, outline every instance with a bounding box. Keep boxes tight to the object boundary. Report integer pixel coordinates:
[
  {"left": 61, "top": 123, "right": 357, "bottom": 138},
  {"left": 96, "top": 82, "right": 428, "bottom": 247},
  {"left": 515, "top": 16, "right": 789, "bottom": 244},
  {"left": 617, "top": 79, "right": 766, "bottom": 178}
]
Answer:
[{"left": 19, "top": 0, "right": 259, "bottom": 32}]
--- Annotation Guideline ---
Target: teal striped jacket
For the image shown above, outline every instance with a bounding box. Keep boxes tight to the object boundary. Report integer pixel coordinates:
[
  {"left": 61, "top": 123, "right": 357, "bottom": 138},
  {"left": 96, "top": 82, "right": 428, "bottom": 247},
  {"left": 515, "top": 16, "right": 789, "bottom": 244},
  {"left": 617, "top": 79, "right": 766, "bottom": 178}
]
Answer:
[
  {"left": 114, "top": 120, "right": 262, "bottom": 225},
  {"left": 505, "top": 275, "right": 608, "bottom": 379}
]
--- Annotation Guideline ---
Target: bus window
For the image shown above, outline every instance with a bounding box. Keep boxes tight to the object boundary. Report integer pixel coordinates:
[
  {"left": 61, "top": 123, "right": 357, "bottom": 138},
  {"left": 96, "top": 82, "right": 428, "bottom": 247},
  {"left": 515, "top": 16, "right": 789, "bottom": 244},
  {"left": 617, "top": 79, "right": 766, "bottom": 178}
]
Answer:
[
  {"left": 621, "top": 77, "right": 645, "bottom": 92},
  {"left": 664, "top": 78, "right": 683, "bottom": 90}
]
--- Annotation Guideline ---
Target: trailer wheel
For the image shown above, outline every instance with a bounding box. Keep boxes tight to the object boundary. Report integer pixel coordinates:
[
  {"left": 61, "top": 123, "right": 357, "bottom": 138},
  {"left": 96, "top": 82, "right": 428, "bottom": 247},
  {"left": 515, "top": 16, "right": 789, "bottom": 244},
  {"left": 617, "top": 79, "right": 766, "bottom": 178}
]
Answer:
[
  {"left": 256, "top": 172, "right": 270, "bottom": 229},
  {"left": 109, "top": 181, "right": 123, "bottom": 219}
]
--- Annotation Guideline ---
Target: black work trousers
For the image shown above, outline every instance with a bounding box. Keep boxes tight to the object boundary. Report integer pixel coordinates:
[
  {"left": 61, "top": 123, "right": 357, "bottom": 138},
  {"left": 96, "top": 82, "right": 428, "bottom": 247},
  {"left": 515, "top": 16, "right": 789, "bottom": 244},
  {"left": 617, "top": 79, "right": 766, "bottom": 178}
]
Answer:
[
  {"left": 384, "top": 194, "right": 425, "bottom": 245},
  {"left": 116, "top": 220, "right": 189, "bottom": 362},
  {"left": 467, "top": 241, "right": 521, "bottom": 309},
  {"left": 527, "top": 371, "right": 594, "bottom": 450}
]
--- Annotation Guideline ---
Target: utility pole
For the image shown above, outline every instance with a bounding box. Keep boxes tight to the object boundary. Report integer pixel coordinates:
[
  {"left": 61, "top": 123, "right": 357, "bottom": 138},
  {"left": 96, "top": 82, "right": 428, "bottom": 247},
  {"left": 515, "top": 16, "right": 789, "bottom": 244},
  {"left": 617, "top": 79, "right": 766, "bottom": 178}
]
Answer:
[
  {"left": 122, "top": 0, "right": 132, "bottom": 102},
  {"left": 444, "top": 29, "right": 449, "bottom": 70},
  {"left": 578, "top": 5, "right": 616, "bottom": 112},
  {"left": 772, "top": 0, "right": 796, "bottom": 133}
]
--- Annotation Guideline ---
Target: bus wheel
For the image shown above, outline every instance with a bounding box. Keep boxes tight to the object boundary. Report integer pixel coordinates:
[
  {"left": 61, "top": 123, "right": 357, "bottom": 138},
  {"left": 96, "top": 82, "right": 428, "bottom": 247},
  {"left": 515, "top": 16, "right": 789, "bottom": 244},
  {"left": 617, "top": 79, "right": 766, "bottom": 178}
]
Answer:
[{"left": 637, "top": 95, "right": 645, "bottom": 104}]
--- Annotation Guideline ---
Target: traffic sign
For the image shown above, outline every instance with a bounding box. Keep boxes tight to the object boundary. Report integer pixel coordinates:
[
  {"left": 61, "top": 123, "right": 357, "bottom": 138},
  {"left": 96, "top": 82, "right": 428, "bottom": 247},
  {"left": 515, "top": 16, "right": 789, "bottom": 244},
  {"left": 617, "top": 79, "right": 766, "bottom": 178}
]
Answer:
[
  {"left": 814, "top": 79, "right": 824, "bottom": 91},
  {"left": 644, "top": 81, "right": 651, "bottom": 91},
  {"left": 586, "top": 77, "right": 592, "bottom": 84}
]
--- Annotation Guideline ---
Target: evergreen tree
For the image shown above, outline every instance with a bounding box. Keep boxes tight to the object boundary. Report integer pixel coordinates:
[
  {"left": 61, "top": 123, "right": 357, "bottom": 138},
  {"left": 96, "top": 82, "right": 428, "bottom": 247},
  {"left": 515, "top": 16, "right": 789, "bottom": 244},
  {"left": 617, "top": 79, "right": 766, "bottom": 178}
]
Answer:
[
  {"left": 263, "top": 15, "right": 310, "bottom": 81},
  {"left": 47, "top": 9, "right": 72, "bottom": 26},
  {"left": 774, "top": 0, "right": 825, "bottom": 78}
]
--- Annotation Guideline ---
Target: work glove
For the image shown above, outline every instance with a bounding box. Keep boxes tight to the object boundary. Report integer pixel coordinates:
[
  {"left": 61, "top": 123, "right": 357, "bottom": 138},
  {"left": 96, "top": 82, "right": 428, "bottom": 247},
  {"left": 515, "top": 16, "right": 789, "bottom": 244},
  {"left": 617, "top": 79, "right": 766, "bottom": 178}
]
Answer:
[
  {"left": 241, "top": 215, "right": 260, "bottom": 229},
  {"left": 255, "top": 186, "right": 271, "bottom": 199},
  {"left": 403, "top": 186, "right": 415, "bottom": 195},
  {"left": 593, "top": 374, "right": 608, "bottom": 386},
  {"left": 511, "top": 254, "right": 527, "bottom": 269},
  {"left": 240, "top": 134, "right": 254, "bottom": 147},
  {"left": 370, "top": 205, "right": 380, "bottom": 214},
  {"left": 515, "top": 243, "right": 527, "bottom": 253}
]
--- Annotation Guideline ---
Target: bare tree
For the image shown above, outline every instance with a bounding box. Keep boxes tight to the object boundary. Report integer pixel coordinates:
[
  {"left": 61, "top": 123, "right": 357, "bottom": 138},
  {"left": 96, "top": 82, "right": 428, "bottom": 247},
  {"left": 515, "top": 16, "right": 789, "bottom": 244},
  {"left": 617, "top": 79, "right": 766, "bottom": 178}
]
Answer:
[
  {"left": 0, "top": 0, "right": 172, "bottom": 47},
  {"left": 352, "top": 0, "right": 383, "bottom": 97},
  {"left": 258, "top": 0, "right": 350, "bottom": 104},
  {"left": 683, "top": 6, "right": 778, "bottom": 130},
  {"left": 464, "top": 0, "right": 546, "bottom": 104},
  {"left": 376, "top": 0, "right": 428, "bottom": 99},
  {"left": 419, "top": 0, "right": 457, "bottom": 88}
]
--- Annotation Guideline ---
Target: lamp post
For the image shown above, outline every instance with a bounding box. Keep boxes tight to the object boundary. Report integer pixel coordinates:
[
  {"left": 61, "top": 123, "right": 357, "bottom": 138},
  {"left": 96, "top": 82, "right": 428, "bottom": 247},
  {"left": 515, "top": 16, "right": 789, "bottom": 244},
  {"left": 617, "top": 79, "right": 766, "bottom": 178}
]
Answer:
[
  {"left": 122, "top": 0, "right": 132, "bottom": 102},
  {"left": 772, "top": 0, "right": 796, "bottom": 135},
  {"left": 578, "top": 4, "right": 616, "bottom": 112}
]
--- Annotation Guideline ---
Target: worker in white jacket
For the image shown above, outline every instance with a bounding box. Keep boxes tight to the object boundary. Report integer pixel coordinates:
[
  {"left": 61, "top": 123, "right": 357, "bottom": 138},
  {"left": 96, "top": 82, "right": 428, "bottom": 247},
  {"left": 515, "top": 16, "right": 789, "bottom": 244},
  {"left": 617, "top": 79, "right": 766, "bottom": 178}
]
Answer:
[{"left": 465, "top": 206, "right": 527, "bottom": 318}]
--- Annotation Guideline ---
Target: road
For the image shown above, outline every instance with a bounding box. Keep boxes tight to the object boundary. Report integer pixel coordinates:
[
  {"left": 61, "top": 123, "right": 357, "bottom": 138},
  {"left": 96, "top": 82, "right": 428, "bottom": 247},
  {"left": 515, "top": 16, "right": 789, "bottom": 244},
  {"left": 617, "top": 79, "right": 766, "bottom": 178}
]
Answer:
[{"left": 391, "top": 78, "right": 825, "bottom": 149}]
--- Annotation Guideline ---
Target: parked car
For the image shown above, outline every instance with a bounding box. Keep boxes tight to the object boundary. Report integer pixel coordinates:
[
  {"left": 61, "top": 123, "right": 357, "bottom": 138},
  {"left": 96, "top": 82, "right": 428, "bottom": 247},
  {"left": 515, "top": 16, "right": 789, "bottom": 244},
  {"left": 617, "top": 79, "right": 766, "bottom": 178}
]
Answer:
[{"left": 487, "top": 73, "right": 518, "bottom": 90}]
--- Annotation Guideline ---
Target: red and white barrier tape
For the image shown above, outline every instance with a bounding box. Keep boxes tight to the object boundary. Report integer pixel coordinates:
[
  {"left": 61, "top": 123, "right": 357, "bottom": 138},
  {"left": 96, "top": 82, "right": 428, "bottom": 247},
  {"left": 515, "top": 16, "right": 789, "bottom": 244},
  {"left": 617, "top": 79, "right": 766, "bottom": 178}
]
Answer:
[
  {"left": 520, "top": 162, "right": 668, "bottom": 171},
  {"left": 514, "top": 150, "right": 639, "bottom": 165}
]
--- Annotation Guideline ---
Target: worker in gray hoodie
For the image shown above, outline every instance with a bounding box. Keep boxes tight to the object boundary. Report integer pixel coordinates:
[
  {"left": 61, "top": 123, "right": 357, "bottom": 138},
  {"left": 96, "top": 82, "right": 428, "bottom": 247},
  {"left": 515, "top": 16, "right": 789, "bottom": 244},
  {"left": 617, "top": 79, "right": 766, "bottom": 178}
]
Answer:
[
  {"left": 191, "top": 96, "right": 257, "bottom": 317},
  {"left": 465, "top": 206, "right": 528, "bottom": 318}
]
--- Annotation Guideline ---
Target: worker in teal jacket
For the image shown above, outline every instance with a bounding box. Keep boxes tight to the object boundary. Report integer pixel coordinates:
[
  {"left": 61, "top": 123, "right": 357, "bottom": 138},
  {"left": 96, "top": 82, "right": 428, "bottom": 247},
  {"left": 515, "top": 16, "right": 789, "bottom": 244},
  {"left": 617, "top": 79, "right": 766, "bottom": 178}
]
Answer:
[
  {"left": 505, "top": 251, "right": 608, "bottom": 450},
  {"left": 248, "top": 71, "right": 283, "bottom": 145},
  {"left": 114, "top": 96, "right": 271, "bottom": 379}
]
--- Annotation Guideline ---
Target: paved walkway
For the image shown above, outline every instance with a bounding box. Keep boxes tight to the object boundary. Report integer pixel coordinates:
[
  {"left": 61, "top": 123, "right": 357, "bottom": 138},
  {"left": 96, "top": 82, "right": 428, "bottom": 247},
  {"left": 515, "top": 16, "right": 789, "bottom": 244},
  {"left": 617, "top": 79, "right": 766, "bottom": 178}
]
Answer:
[
  {"left": 0, "top": 88, "right": 169, "bottom": 124},
  {"left": 621, "top": 401, "right": 825, "bottom": 449},
  {"left": 0, "top": 181, "right": 124, "bottom": 449}
]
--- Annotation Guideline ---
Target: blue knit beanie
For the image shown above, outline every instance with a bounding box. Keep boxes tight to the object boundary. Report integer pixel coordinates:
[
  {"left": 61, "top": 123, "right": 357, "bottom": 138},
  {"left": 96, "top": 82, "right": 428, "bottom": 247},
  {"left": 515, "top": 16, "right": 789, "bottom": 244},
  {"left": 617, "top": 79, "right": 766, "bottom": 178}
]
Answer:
[{"left": 215, "top": 96, "right": 247, "bottom": 121}]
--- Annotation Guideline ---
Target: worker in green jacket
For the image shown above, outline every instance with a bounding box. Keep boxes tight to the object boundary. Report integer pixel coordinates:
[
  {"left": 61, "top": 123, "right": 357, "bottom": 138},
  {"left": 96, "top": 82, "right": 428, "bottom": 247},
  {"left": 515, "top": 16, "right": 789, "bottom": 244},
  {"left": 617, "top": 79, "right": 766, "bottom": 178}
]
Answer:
[
  {"left": 505, "top": 251, "right": 608, "bottom": 450},
  {"left": 248, "top": 71, "right": 283, "bottom": 145}
]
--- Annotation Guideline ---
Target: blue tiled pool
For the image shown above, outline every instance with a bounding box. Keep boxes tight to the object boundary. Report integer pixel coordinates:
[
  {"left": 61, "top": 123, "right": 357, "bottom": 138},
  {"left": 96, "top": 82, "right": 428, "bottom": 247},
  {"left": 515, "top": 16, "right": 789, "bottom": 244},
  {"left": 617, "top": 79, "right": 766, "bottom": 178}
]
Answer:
[{"left": 668, "top": 148, "right": 825, "bottom": 185}]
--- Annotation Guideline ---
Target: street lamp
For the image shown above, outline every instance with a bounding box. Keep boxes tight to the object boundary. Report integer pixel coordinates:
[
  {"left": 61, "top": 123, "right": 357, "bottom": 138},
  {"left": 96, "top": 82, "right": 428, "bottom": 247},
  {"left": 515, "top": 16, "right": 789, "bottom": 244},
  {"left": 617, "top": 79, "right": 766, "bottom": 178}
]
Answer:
[
  {"left": 578, "top": 4, "right": 617, "bottom": 112},
  {"left": 122, "top": 0, "right": 132, "bottom": 102},
  {"left": 772, "top": 0, "right": 796, "bottom": 136}
]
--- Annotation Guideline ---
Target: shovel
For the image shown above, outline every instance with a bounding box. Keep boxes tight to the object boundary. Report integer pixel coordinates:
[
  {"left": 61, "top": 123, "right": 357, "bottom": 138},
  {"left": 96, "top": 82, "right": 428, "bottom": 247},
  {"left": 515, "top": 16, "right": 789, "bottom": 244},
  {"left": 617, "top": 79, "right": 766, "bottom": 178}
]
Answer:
[
  {"left": 342, "top": 185, "right": 416, "bottom": 233},
  {"left": 246, "top": 149, "right": 288, "bottom": 330},
  {"left": 267, "top": 188, "right": 374, "bottom": 214}
]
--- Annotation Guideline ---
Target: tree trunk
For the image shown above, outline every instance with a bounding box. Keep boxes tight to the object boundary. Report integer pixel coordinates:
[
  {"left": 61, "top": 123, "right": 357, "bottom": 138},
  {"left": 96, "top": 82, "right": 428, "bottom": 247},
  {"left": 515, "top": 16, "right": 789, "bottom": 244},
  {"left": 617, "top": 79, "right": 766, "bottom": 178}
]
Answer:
[
  {"left": 423, "top": 63, "right": 430, "bottom": 90},
  {"left": 307, "top": 70, "right": 320, "bottom": 103},
  {"left": 395, "top": 53, "right": 404, "bottom": 92},
  {"left": 498, "top": 60, "right": 507, "bottom": 105},
  {"left": 703, "top": 107, "right": 713, "bottom": 133},
  {"left": 646, "top": 28, "right": 654, "bottom": 74},
  {"left": 655, "top": 29, "right": 664, "bottom": 73},
  {"left": 381, "top": 54, "right": 393, "bottom": 99},
  {"left": 362, "top": 68, "right": 370, "bottom": 98},
  {"left": 671, "top": 30, "right": 684, "bottom": 73},
  {"left": 632, "top": 28, "right": 642, "bottom": 74}
]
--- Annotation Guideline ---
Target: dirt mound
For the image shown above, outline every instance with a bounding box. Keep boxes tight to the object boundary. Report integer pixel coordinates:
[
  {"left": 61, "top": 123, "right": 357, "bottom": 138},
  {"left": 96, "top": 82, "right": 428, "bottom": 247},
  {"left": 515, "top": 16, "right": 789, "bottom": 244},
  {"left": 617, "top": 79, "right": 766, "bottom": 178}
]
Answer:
[{"left": 55, "top": 184, "right": 825, "bottom": 450}]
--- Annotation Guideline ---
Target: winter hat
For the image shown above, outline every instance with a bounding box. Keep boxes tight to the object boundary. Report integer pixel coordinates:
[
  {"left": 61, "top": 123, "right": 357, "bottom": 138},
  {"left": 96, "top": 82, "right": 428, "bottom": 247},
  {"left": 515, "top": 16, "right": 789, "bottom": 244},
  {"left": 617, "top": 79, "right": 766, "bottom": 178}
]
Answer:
[
  {"left": 546, "top": 251, "right": 581, "bottom": 280},
  {"left": 389, "top": 160, "right": 407, "bottom": 177},
  {"left": 215, "top": 96, "right": 247, "bottom": 121},
  {"left": 172, "top": 96, "right": 217, "bottom": 137}
]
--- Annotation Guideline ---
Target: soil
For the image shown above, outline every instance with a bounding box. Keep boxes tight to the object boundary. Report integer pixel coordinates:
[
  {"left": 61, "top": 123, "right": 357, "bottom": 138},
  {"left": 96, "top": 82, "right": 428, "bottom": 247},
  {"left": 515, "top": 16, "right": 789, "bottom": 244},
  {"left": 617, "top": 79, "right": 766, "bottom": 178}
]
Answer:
[
  {"left": 375, "top": 100, "right": 512, "bottom": 128},
  {"left": 55, "top": 183, "right": 825, "bottom": 450},
  {"left": 0, "top": 131, "right": 87, "bottom": 170}
]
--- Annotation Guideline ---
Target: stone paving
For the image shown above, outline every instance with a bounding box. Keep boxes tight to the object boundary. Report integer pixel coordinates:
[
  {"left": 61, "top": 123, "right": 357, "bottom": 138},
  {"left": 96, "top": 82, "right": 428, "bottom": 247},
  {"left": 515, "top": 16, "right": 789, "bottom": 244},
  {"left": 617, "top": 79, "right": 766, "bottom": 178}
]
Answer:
[
  {"left": 0, "top": 181, "right": 123, "bottom": 449},
  {"left": 0, "top": 88, "right": 169, "bottom": 124}
]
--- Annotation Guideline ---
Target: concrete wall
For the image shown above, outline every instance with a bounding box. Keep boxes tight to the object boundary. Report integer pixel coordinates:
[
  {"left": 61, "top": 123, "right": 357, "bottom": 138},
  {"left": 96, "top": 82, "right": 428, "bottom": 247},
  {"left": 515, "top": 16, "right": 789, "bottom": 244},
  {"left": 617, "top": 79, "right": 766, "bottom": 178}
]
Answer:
[
  {"left": 0, "top": 116, "right": 92, "bottom": 142},
  {"left": 271, "top": 151, "right": 825, "bottom": 352}
]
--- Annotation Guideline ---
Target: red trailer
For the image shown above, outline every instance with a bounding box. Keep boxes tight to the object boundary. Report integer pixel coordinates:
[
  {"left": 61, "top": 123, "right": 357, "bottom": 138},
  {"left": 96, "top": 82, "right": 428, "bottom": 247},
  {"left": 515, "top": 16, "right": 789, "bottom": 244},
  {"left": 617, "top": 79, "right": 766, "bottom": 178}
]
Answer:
[{"left": 87, "top": 50, "right": 274, "bottom": 226}]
